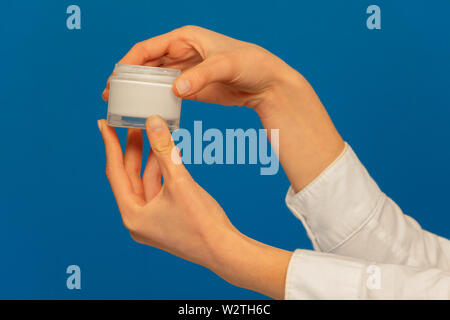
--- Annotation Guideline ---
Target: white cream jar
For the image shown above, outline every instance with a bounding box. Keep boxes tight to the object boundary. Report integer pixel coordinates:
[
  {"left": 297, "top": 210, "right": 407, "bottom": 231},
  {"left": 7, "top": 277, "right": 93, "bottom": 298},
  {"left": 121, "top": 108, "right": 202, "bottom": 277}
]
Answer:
[{"left": 107, "top": 64, "right": 182, "bottom": 131}]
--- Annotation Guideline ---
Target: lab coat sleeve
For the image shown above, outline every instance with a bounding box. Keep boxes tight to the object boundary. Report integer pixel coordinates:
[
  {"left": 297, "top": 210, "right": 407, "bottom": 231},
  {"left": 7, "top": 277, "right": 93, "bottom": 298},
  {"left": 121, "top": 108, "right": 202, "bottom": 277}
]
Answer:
[
  {"left": 285, "top": 249, "right": 450, "bottom": 299},
  {"left": 285, "top": 143, "right": 450, "bottom": 270}
]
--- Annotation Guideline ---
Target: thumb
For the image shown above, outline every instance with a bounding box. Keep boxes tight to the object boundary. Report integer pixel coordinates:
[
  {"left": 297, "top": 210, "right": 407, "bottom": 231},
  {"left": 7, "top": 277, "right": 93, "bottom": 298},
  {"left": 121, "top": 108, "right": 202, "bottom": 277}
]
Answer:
[
  {"left": 173, "top": 55, "right": 235, "bottom": 97},
  {"left": 145, "top": 115, "right": 187, "bottom": 180}
]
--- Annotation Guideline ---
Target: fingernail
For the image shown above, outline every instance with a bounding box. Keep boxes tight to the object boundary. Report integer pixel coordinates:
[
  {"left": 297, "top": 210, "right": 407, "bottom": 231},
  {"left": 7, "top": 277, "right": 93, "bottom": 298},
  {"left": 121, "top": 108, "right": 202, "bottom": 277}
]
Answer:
[
  {"left": 97, "top": 120, "right": 102, "bottom": 131},
  {"left": 176, "top": 79, "right": 191, "bottom": 95},
  {"left": 147, "top": 116, "right": 163, "bottom": 132}
]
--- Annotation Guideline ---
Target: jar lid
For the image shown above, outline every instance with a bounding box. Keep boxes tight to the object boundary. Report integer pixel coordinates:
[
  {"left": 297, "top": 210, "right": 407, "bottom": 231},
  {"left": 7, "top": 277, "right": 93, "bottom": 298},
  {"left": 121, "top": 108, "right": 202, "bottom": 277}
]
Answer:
[{"left": 114, "top": 64, "right": 181, "bottom": 78}]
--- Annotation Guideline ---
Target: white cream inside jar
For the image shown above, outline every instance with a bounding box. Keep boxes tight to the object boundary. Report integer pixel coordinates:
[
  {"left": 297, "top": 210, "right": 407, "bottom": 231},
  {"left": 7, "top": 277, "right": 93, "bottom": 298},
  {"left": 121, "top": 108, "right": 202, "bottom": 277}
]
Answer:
[{"left": 107, "top": 64, "right": 182, "bottom": 131}]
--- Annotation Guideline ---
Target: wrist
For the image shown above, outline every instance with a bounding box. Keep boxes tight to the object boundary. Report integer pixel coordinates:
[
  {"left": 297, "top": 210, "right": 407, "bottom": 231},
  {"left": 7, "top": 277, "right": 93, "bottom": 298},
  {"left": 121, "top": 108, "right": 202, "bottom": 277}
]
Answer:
[
  {"left": 250, "top": 64, "right": 345, "bottom": 193},
  {"left": 253, "top": 66, "right": 311, "bottom": 120},
  {"left": 205, "top": 226, "right": 292, "bottom": 299},
  {"left": 204, "top": 226, "right": 251, "bottom": 285}
]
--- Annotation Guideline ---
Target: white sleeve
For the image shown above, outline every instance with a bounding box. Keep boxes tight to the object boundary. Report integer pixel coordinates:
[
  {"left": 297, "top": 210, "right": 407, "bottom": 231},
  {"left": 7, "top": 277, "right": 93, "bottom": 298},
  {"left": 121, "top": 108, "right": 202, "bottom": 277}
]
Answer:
[
  {"left": 285, "top": 249, "right": 450, "bottom": 299},
  {"left": 285, "top": 143, "right": 450, "bottom": 270}
]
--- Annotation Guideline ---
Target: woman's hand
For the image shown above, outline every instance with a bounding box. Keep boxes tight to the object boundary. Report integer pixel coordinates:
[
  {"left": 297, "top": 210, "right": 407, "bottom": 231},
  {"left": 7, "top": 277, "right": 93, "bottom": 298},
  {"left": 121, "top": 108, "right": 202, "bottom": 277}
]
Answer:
[
  {"left": 102, "top": 26, "right": 345, "bottom": 192},
  {"left": 98, "top": 116, "right": 292, "bottom": 299},
  {"left": 98, "top": 115, "right": 236, "bottom": 267},
  {"left": 102, "top": 25, "right": 298, "bottom": 112}
]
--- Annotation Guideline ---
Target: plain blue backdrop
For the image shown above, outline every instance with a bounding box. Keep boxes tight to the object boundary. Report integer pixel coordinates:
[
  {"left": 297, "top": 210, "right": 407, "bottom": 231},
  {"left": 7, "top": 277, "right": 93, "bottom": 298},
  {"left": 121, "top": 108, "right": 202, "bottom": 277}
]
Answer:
[{"left": 0, "top": 0, "right": 449, "bottom": 299}]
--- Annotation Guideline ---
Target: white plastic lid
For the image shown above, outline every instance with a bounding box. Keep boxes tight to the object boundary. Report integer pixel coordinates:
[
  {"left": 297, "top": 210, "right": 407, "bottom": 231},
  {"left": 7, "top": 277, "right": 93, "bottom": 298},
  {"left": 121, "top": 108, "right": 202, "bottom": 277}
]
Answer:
[{"left": 114, "top": 64, "right": 181, "bottom": 78}]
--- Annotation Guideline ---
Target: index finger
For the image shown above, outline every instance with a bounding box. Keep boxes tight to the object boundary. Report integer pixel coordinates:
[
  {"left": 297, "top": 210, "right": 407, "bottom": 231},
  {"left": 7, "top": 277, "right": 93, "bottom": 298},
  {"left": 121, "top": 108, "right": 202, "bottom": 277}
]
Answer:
[
  {"left": 98, "top": 120, "right": 143, "bottom": 213},
  {"left": 119, "top": 32, "right": 172, "bottom": 66},
  {"left": 102, "top": 32, "right": 173, "bottom": 101},
  {"left": 117, "top": 25, "right": 215, "bottom": 66},
  {"left": 102, "top": 26, "right": 219, "bottom": 101}
]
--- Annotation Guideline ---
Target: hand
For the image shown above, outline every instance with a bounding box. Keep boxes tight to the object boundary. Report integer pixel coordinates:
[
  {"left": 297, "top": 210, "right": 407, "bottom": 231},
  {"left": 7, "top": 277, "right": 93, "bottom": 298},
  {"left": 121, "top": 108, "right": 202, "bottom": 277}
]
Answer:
[
  {"left": 98, "top": 116, "right": 292, "bottom": 299},
  {"left": 102, "top": 25, "right": 298, "bottom": 112},
  {"left": 101, "top": 25, "right": 344, "bottom": 192},
  {"left": 98, "top": 115, "right": 237, "bottom": 267}
]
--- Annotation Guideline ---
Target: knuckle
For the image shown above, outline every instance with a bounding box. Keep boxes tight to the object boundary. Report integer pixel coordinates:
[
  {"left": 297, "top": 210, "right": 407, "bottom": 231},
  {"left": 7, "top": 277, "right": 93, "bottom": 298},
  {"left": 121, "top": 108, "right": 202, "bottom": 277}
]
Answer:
[
  {"left": 127, "top": 128, "right": 142, "bottom": 140},
  {"left": 153, "top": 140, "right": 174, "bottom": 154},
  {"left": 215, "top": 53, "right": 233, "bottom": 68},
  {"left": 171, "top": 25, "right": 203, "bottom": 41},
  {"left": 168, "top": 173, "right": 191, "bottom": 188},
  {"left": 191, "top": 68, "right": 208, "bottom": 86},
  {"left": 125, "top": 167, "right": 141, "bottom": 181},
  {"left": 132, "top": 41, "right": 144, "bottom": 51},
  {"left": 180, "top": 25, "right": 201, "bottom": 33},
  {"left": 174, "top": 174, "right": 191, "bottom": 185},
  {"left": 131, "top": 41, "right": 148, "bottom": 58},
  {"left": 210, "top": 53, "right": 236, "bottom": 80},
  {"left": 235, "top": 45, "right": 265, "bottom": 62}
]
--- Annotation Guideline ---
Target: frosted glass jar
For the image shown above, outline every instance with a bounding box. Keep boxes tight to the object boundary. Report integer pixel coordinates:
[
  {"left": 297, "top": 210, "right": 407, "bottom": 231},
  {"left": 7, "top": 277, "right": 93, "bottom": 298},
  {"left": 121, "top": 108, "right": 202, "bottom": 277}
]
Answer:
[{"left": 107, "top": 64, "right": 182, "bottom": 131}]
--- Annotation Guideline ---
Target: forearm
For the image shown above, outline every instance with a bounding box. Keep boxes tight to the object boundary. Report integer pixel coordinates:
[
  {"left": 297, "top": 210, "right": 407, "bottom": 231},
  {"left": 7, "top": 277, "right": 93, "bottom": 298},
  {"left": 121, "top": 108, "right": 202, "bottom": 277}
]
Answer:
[
  {"left": 206, "top": 226, "right": 292, "bottom": 299},
  {"left": 255, "top": 69, "right": 344, "bottom": 192},
  {"left": 202, "top": 68, "right": 343, "bottom": 297},
  {"left": 271, "top": 77, "right": 450, "bottom": 268}
]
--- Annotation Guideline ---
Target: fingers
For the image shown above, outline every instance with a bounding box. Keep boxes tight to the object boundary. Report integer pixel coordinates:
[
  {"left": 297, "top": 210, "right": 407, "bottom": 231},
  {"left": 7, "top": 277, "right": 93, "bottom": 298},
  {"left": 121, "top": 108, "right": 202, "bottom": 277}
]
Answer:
[
  {"left": 173, "top": 55, "right": 236, "bottom": 98},
  {"left": 142, "top": 151, "right": 162, "bottom": 201},
  {"left": 102, "top": 32, "right": 173, "bottom": 101},
  {"left": 145, "top": 115, "right": 188, "bottom": 181},
  {"left": 98, "top": 120, "right": 139, "bottom": 212},
  {"left": 124, "top": 129, "right": 145, "bottom": 199},
  {"left": 117, "top": 26, "right": 210, "bottom": 66},
  {"left": 119, "top": 33, "right": 172, "bottom": 66},
  {"left": 102, "top": 26, "right": 215, "bottom": 101}
]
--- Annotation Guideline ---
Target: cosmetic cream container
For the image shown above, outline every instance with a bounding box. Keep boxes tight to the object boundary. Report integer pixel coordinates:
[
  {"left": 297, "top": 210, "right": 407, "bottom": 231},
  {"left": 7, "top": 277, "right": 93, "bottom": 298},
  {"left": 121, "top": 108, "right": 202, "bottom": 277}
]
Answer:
[{"left": 107, "top": 64, "right": 182, "bottom": 131}]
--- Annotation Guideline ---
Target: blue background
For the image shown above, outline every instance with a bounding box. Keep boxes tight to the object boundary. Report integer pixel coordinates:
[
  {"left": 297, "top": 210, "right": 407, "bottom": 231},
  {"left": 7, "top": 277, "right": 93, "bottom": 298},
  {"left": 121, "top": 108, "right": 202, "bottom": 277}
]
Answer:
[{"left": 0, "top": 0, "right": 449, "bottom": 299}]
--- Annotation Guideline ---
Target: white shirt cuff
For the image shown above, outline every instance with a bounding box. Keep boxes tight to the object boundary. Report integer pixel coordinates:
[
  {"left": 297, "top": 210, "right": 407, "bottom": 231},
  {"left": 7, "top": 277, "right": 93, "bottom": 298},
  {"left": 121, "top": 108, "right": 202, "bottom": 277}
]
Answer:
[
  {"left": 285, "top": 249, "right": 365, "bottom": 299},
  {"left": 285, "top": 143, "right": 384, "bottom": 252}
]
